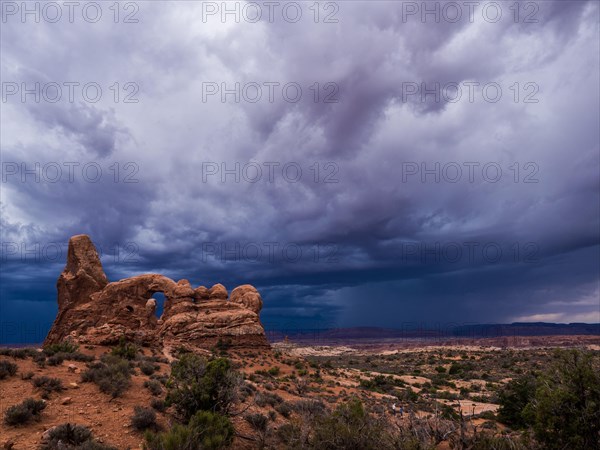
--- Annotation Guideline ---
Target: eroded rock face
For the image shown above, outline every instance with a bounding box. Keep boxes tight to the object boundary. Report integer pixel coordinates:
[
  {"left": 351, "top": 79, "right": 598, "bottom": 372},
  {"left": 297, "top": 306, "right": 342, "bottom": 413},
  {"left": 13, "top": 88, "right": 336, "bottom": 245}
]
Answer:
[{"left": 44, "top": 235, "right": 269, "bottom": 349}]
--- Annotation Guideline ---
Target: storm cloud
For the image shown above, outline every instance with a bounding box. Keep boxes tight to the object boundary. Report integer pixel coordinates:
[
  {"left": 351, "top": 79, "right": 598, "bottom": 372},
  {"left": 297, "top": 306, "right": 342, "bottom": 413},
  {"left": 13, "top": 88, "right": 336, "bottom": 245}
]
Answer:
[{"left": 1, "top": 0, "right": 598, "bottom": 343}]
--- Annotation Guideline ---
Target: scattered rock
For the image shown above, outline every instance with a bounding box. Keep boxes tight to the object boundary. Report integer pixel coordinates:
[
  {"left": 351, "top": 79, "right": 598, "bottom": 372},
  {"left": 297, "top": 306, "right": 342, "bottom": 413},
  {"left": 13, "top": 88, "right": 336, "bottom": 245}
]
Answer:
[
  {"left": 145, "top": 298, "right": 157, "bottom": 313},
  {"left": 69, "top": 382, "right": 79, "bottom": 389},
  {"left": 60, "top": 397, "right": 72, "bottom": 405},
  {"left": 42, "top": 426, "right": 57, "bottom": 441},
  {"left": 67, "top": 364, "right": 77, "bottom": 373}
]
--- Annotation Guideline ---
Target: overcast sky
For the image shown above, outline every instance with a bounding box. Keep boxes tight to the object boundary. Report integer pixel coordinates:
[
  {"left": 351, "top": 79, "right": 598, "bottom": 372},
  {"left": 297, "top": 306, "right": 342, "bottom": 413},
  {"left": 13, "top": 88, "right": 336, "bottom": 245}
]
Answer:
[{"left": 1, "top": 1, "right": 599, "bottom": 343}]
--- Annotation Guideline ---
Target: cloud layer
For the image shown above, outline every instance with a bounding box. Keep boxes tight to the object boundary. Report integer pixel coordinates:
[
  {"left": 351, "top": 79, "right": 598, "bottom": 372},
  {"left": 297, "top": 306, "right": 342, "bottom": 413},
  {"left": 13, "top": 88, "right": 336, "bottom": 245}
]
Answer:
[{"left": 1, "top": 1, "right": 599, "bottom": 342}]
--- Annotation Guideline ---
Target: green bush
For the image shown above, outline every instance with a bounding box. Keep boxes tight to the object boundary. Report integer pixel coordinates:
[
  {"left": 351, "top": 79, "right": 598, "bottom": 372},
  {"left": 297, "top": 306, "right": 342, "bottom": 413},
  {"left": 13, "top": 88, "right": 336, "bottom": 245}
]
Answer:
[
  {"left": 40, "top": 423, "right": 118, "bottom": 449},
  {"left": 44, "top": 341, "right": 79, "bottom": 356},
  {"left": 465, "top": 433, "right": 530, "bottom": 450},
  {"left": 166, "top": 355, "right": 241, "bottom": 420},
  {"left": 497, "top": 373, "right": 537, "bottom": 428},
  {"left": 267, "top": 366, "right": 280, "bottom": 376},
  {"left": 47, "top": 354, "right": 65, "bottom": 366},
  {"left": 275, "top": 401, "right": 293, "bottom": 418},
  {"left": 32, "top": 376, "right": 65, "bottom": 398},
  {"left": 311, "top": 398, "right": 387, "bottom": 450},
  {"left": 145, "top": 379, "right": 164, "bottom": 396},
  {"left": 46, "top": 351, "right": 94, "bottom": 364},
  {"left": 111, "top": 337, "right": 139, "bottom": 360},
  {"left": 140, "top": 360, "right": 159, "bottom": 376},
  {"left": 214, "top": 338, "right": 232, "bottom": 354},
  {"left": 254, "top": 391, "right": 283, "bottom": 407},
  {"left": 0, "top": 348, "right": 37, "bottom": 359},
  {"left": 4, "top": 398, "right": 46, "bottom": 426},
  {"left": 131, "top": 406, "right": 157, "bottom": 431},
  {"left": 448, "top": 361, "right": 475, "bottom": 375},
  {"left": 151, "top": 398, "right": 166, "bottom": 412},
  {"left": 0, "top": 359, "right": 18, "bottom": 379},
  {"left": 33, "top": 352, "right": 47, "bottom": 367},
  {"left": 144, "top": 410, "right": 234, "bottom": 450},
  {"left": 81, "top": 356, "right": 132, "bottom": 398},
  {"left": 244, "top": 413, "right": 268, "bottom": 432},
  {"left": 277, "top": 421, "right": 306, "bottom": 448},
  {"left": 292, "top": 399, "right": 326, "bottom": 418},
  {"left": 529, "top": 349, "right": 600, "bottom": 450}
]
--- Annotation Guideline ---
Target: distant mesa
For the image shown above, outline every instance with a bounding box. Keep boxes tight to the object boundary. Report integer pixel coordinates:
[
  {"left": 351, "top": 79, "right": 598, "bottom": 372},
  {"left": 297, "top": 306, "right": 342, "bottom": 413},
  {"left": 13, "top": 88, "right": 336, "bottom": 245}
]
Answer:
[{"left": 44, "top": 234, "right": 269, "bottom": 350}]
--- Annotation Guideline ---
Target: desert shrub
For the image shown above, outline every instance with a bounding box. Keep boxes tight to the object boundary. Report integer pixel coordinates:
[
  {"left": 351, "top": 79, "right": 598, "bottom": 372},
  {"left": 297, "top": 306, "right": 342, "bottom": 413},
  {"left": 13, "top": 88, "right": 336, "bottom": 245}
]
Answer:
[
  {"left": 131, "top": 406, "right": 157, "bottom": 431},
  {"left": 49, "top": 351, "right": 95, "bottom": 364},
  {"left": 436, "top": 403, "right": 459, "bottom": 421},
  {"left": 44, "top": 423, "right": 92, "bottom": 445},
  {"left": 275, "top": 401, "right": 293, "bottom": 418},
  {"left": 44, "top": 341, "right": 79, "bottom": 356},
  {"left": 464, "top": 433, "right": 530, "bottom": 450},
  {"left": 448, "top": 361, "right": 475, "bottom": 375},
  {"left": 47, "top": 353, "right": 65, "bottom": 366},
  {"left": 435, "top": 390, "right": 458, "bottom": 401},
  {"left": 497, "top": 372, "right": 537, "bottom": 429},
  {"left": 111, "top": 337, "right": 139, "bottom": 360},
  {"left": 140, "top": 360, "right": 159, "bottom": 375},
  {"left": 33, "top": 352, "right": 47, "bottom": 367},
  {"left": 81, "top": 357, "right": 132, "bottom": 398},
  {"left": 0, "top": 348, "right": 37, "bottom": 359},
  {"left": 396, "top": 387, "right": 419, "bottom": 403},
  {"left": 359, "top": 374, "right": 398, "bottom": 394},
  {"left": 151, "top": 398, "right": 166, "bottom": 412},
  {"left": 529, "top": 349, "right": 600, "bottom": 450},
  {"left": 144, "top": 410, "right": 234, "bottom": 450},
  {"left": 166, "top": 355, "right": 241, "bottom": 420},
  {"left": 151, "top": 373, "right": 169, "bottom": 386},
  {"left": 254, "top": 391, "right": 283, "bottom": 407},
  {"left": 267, "top": 366, "right": 280, "bottom": 376},
  {"left": 41, "top": 423, "right": 118, "bottom": 449},
  {"left": 214, "top": 338, "right": 232, "bottom": 354},
  {"left": 311, "top": 398, "right": 387, "bottom": 450},
  {"left": 277, "top": 421, "right": 307, "bottom": 448},
  {"left": 292, "top": 399, "right": 326, "bottom": 418},
  {"left": 239, "top": 382, "right": 255, "bottom": 401},
  {"left": 4, "top": 398, "right": 46, "bottom": 426},
  {"left": 245, "top": 412, "right": 271, "bottom": 447},
  {"left": 69, "top": 352, "right": 95, "bottom": 362},
  {"left": 244, "top": 413, "right": 268, "bottom": 432},
  {"left": 145, "top": 379, "right": 164, "bottom": 396},
  {"left": 0, "top": 359, "right": 18, "bottom": 379},
  {"left": 478, "top": 410, "right": 497, "bottom": 421},
  {"left": 144, "top": 355, "right": 169, "bottom": 364},
  {"left": 32, "top": 376, "right": 64, "bottom": 398}
]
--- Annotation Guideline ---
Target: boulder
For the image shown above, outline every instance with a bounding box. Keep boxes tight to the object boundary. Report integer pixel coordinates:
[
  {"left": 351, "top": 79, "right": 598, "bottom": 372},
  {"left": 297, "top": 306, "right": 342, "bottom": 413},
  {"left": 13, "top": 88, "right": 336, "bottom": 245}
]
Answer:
[
  {"left": 230, "top": 285, "right": 263, "bottom": 314},
  {"left": 208, "top": 283, "right": 228, "bottom": 300}
]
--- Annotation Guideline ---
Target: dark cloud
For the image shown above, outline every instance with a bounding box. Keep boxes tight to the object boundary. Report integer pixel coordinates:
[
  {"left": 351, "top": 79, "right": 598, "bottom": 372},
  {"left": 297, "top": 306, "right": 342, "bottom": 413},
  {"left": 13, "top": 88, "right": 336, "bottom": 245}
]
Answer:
[{"left": 1, "top": 1, "right": 598, "bottom": 342}]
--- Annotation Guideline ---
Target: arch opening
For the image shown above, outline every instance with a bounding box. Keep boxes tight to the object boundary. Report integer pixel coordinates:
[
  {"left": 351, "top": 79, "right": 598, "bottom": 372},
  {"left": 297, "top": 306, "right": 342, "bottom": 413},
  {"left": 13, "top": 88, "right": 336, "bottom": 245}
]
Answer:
[{"left": 153, "top": 292, "right": 166, "bottom": 318}]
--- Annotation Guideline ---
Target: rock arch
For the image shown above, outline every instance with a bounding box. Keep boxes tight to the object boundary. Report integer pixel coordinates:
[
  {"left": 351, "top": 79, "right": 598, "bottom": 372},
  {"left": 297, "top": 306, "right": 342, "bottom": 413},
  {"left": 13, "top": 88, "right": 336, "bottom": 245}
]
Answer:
[{"left": 44, "top": 235, "right": 269, "bottom": 349}]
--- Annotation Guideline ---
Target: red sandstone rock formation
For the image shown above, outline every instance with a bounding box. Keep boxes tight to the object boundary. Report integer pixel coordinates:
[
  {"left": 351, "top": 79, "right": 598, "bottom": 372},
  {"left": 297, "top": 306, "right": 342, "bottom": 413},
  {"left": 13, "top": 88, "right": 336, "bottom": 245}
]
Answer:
[{"left": 44, "top": 235, "right": 269, "bottom": 349}]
